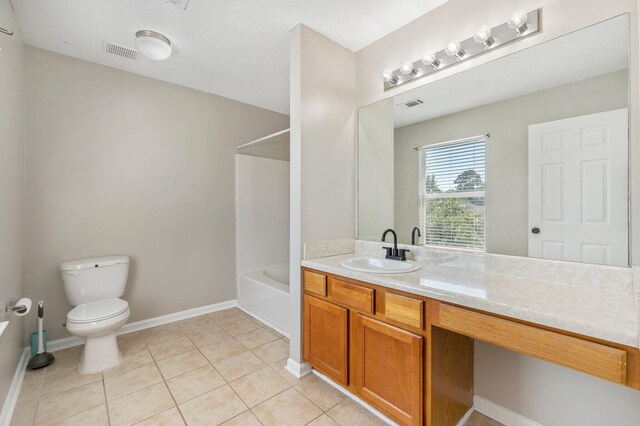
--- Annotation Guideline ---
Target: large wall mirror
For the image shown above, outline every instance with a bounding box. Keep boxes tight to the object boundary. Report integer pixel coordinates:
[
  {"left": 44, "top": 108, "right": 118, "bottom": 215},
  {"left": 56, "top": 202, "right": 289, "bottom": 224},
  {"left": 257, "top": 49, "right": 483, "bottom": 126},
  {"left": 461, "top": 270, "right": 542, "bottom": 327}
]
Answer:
[{"left": 357, "top": 15, "right": 631, "bottom": 267}]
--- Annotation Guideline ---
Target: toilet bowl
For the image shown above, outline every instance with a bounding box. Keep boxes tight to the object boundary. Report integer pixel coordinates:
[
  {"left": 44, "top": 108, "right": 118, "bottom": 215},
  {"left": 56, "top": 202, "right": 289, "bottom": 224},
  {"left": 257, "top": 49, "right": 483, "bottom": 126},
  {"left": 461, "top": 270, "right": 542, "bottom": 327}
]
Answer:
[
  {"left": 60, "top": 255, "right": 130, "bottom": 374},
  {"left": 66, "top": 298, "right": 130, "bottom": 374}
]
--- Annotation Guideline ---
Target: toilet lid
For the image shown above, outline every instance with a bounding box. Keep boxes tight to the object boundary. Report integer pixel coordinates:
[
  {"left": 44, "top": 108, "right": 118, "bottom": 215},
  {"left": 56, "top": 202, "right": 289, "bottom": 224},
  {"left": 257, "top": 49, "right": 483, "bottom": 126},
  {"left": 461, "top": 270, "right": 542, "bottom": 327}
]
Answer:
[{"left": 67, "top": 298, "right": 129, "bottom": 324}]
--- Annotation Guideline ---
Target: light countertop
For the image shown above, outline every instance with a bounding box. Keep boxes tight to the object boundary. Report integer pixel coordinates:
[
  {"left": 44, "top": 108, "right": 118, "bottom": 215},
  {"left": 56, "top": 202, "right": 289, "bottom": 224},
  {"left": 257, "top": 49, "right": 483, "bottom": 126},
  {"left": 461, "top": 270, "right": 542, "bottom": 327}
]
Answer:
[{"left": 301, "top": 253, "right": 639, "bottom": 349}]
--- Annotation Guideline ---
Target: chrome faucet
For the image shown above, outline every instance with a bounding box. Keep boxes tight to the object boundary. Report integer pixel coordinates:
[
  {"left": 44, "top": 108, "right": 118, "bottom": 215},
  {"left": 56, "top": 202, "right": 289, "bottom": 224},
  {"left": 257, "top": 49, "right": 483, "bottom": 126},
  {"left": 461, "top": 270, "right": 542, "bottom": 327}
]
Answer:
[{"left": 381, "top": 229, "right": 409, "bottom": 261}]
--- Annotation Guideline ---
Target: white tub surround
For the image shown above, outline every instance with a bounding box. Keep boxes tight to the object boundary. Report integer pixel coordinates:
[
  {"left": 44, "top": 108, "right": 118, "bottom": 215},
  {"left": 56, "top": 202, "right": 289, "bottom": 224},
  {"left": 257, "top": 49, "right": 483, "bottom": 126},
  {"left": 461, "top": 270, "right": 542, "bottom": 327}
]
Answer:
[
  {"left": 303, "top": 239, "right": 355, "bottom": 260},
  {"left": 302, "top": 243, "right": 639, "bottom": 349},
  {"left": 238, "top": 264, "right": 290, "bottom": 336},
  {"left": 235, "top": 154, "right": 290, "bottom": 336}
]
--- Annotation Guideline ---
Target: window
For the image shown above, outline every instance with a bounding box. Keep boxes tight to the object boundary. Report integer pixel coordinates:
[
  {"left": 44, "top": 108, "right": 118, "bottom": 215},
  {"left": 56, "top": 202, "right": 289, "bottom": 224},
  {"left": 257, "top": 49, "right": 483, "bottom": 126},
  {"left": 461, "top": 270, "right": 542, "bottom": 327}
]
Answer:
[{"left": 418, "top": 137, "right": 486, "bottom": 250}]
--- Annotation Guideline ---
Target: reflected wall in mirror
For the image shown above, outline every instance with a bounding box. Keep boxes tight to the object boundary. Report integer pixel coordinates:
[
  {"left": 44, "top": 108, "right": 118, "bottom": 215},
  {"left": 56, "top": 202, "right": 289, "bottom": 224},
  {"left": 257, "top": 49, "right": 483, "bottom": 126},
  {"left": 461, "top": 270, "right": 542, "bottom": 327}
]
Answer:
[{"left": 357, "top": 15, "right": 630, "bottom": 267}]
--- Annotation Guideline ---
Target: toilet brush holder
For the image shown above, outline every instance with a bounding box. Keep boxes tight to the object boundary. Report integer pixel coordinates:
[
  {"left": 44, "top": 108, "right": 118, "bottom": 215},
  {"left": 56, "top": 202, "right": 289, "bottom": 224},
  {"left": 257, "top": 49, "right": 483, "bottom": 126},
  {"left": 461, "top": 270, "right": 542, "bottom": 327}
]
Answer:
[{"left": 30, "top": 330, "right": 47, "bottom": 357}]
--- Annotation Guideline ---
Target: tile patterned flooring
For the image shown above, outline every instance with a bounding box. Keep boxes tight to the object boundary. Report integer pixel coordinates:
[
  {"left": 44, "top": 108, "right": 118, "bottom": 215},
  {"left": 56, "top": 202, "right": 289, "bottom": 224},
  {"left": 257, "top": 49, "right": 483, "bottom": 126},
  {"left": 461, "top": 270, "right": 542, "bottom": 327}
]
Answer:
[{"left": 11, "top": 307, "right": 503, "bottom": 426}]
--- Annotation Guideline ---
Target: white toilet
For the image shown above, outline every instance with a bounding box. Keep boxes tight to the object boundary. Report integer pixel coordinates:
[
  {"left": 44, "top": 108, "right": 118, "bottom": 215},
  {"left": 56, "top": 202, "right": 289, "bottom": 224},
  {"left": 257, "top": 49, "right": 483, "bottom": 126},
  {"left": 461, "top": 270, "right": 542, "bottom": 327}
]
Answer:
[{"left": 59, "top": 255, "right": 131, "bottom": 374}]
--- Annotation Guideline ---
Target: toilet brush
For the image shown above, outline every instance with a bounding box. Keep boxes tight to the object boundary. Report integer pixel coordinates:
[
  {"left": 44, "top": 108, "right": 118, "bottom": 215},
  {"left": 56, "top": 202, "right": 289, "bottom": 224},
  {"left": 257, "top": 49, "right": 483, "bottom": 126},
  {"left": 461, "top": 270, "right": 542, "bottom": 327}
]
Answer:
[{"left": 27, "top": 301, "right": 55, "bottom": 369}]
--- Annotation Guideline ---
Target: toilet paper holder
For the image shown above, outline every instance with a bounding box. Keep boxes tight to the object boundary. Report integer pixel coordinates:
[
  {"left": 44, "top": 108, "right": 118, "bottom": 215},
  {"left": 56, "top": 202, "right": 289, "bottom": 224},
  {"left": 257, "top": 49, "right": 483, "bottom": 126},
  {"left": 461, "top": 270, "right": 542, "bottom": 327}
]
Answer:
[{"left": 5, "top": 298, "right": 28, "bottom": 315}]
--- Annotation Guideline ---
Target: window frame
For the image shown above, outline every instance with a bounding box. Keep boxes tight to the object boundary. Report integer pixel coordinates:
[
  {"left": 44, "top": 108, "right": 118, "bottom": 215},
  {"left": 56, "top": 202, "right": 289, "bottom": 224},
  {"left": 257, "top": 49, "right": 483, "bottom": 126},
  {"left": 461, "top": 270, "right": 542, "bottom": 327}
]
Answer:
[{"left": 417, "top": 135, "right": 487, "bottom": 251}]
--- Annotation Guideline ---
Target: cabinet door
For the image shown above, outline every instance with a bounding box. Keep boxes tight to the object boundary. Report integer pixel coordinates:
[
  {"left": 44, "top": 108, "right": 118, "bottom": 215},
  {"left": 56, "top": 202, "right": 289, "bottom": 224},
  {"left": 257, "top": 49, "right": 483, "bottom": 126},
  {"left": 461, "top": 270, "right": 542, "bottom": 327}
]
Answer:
[
  {"left": 303, "top": 295, "right": 348, "bottom": 385},
  {"left": 354, "top": 314, "right": 423, "bottom": 426}
]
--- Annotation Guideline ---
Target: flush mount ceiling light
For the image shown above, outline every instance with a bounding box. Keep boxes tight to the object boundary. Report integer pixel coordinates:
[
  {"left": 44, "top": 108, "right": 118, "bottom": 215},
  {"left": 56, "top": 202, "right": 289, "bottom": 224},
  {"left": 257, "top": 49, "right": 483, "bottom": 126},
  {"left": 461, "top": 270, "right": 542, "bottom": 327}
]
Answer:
[
  {"left": 381, "top": 8, "right": 540, "bottom": 90},
  {"left": 135, "top": 30, "right": 171, "bottom": 60}
]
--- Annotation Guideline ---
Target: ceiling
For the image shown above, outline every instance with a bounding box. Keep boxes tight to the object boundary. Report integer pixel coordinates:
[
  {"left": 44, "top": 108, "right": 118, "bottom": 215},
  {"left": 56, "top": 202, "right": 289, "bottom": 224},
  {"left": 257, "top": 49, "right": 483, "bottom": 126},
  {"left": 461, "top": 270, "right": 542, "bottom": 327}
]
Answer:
[
  {"left": 10, "top": 0, "right": 448, "bottom": 114},
  {"left": 393, "top": 15, "right": 629, "bottom": 128}
]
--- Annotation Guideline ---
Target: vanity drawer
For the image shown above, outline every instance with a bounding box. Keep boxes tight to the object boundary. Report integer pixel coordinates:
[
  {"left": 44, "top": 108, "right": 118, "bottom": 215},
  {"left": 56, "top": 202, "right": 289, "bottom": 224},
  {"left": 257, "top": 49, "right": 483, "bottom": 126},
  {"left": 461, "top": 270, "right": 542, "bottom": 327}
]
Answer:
[
  {"left": 385, "top": 292, "right": 423, "bottom": 329},
  {"left": 330, "top": 279, "right": 375, "bottom": 314},
  {"left": 438, "top": 304, "right": 628, "bottom": 384},
  {"left": 304, "top": 270, "right": 327, "bottom": 297}
]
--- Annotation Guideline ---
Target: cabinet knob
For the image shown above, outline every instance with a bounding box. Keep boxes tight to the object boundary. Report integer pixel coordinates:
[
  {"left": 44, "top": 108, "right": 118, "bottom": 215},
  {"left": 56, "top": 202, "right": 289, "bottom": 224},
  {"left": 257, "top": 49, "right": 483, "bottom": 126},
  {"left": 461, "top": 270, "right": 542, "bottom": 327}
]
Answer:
[{"left": 531, "top": 227, "right": 540, "bottom": 234}]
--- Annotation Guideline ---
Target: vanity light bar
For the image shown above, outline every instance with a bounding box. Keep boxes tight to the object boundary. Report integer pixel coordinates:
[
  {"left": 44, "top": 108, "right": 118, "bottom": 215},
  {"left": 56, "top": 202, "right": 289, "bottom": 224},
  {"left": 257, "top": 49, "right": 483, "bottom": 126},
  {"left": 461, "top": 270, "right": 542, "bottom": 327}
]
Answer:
[{"left": 383, "top": 9, "right": 541, "bottom": 91}]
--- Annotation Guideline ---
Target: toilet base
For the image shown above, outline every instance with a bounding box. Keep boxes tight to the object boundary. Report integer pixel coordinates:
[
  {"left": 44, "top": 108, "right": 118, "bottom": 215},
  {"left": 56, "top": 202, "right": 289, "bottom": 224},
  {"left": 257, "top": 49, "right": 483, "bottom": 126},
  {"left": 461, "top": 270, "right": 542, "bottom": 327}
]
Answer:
[{"left": 78, "top": 332, "right": 123, "bottom": 374}]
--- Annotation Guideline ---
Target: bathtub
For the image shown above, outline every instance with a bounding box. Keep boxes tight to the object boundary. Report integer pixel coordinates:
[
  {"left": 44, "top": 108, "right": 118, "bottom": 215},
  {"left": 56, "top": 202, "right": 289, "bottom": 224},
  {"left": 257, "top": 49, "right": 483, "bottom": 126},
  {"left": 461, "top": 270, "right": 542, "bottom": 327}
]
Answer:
[{"left": 237, "top": 263, "right": 290, "bottom": 337}]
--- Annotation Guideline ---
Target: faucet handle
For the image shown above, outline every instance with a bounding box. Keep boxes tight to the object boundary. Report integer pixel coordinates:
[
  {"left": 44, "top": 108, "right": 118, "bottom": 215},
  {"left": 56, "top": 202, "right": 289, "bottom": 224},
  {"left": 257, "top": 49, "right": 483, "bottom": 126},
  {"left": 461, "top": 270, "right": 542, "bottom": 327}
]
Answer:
[
  {"left": 397, "top": 248, "right": 410, "bottom": 261},
  {"left": 382, "top": 246, "right": 394, "bottom": 258}
]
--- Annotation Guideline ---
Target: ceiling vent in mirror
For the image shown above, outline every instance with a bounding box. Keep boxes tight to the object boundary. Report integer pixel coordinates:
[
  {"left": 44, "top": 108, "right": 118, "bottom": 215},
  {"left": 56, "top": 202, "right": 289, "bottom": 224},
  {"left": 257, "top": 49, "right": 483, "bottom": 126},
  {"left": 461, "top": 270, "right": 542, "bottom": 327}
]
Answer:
[
  {"left": 167, "top": 0, "right": 190, "bottom": 9},
  {"left": 401, "top": 98, "right": 425, "bottom": 108},
  {"left": 103, "top": 41, "right": 139, "bottom": 60}
]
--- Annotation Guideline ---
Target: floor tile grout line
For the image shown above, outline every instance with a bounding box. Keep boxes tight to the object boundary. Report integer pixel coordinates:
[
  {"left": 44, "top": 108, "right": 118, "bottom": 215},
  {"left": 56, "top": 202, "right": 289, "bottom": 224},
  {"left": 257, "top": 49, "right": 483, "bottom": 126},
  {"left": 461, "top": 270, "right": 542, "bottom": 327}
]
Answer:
[
  {"left": 304, "top": 411, "right": 326, "bottom": 425},
  {"left": 185, "top": 311, "right": 270, "bottom": 424},
  {"left": 290, "top": 379, "right": 331, "bottom": 415},
  {"left": 149, "top": 346, "right": 189, "bottom": 426},
  {"left": 28, "top": 380, "right": 42, "bottom": 426},
  {"left": 28, "top": 370, "right": 105, "bottom": 425},
  {"left": 226, "top": 364, "right": 293, "bottom": 413},
  {"left": 102, "top": 376, "right": 112, "bottom": 426},
  {"left": 35, "top": 385, "right": 106, "bottom": 425},
  {"left": 227, "top": 408, "right": 267, "bottom": 426}
]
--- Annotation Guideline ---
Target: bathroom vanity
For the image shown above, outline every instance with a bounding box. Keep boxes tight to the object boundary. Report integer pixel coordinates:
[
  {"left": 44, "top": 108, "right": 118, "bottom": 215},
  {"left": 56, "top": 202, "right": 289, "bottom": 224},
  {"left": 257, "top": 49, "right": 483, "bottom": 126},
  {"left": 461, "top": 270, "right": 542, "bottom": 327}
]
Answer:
[{"left": 300, "top": 251, "right": 640, "bottom": 426}]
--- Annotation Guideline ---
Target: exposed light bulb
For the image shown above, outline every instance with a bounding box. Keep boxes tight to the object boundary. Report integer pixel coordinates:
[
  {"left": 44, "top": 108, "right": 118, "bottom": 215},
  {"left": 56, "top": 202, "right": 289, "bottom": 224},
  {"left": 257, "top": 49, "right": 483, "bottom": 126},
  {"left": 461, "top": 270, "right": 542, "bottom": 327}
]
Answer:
[
  {"left": 382, "top": 69, "right": 399, "bottom": 84},
  {"left": 508, "top": 9, "right": 529, "bottom": 35},
  {"left": 400, "top": 61, "right": 419, "bottom": 76},
  {"left": 445, "top": 41, "right": 466, "bottom": 60},
  {"left": 421, "top": 51, "right": 441, "bottom": 69},
  {"left": 474, "top": 25, "right": 495, "bottom": 48}
]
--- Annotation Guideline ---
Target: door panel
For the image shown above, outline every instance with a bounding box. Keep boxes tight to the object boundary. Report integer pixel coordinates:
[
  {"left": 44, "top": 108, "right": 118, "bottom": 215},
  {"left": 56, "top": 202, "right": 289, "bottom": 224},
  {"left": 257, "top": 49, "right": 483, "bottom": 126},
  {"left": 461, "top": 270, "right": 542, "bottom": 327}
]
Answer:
[
  {"left": 528, "top": 108, "right": 628, "bottom": 266},
  {"left": 354, "top": 314, "right": 423, "bottom": 425},
  {"left": 303, "top": 295, "right": 348, "bottom": 385}
]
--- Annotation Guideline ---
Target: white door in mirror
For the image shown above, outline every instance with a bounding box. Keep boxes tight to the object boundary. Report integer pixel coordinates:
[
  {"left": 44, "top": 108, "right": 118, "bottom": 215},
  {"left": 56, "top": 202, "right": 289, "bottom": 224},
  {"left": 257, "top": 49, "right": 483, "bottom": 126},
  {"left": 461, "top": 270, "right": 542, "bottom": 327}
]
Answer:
[
  {"left": 340, "top": 257, "right": 421, "bottom": 274},
  {"left": 528, "top": 109, "right": 628, "bottom": 266}
]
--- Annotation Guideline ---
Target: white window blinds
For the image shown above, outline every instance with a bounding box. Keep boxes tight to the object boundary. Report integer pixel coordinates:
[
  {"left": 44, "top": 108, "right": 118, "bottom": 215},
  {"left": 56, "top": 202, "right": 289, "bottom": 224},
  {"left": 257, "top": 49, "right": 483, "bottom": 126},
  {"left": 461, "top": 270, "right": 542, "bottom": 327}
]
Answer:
[{"left": 418, "top": 137, "right": 486, "bottom": 250}]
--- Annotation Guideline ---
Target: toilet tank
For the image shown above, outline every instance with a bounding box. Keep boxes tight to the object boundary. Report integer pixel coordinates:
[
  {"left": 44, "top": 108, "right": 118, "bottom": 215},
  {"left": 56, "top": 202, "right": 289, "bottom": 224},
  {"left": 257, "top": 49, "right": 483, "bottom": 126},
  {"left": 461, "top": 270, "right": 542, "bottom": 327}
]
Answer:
[{"left": 59, "top": 256, "right": 130, "bottom": 306}]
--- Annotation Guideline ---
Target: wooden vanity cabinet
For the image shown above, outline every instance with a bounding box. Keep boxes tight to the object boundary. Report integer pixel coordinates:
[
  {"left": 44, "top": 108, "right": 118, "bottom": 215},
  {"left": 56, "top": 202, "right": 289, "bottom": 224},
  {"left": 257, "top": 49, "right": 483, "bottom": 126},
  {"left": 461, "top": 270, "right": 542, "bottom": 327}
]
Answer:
[
  {"left": 354, "top": 314, "right": 423, "bottom": 426},
  {"left": 303, "top": 294, "right": 349, "bottom": 385},
  {"left": 303, "top": 267, "right": 640, "bottom": 426},
  {"left": 303, "top": 270, "right": 430, "bottom": 425}
]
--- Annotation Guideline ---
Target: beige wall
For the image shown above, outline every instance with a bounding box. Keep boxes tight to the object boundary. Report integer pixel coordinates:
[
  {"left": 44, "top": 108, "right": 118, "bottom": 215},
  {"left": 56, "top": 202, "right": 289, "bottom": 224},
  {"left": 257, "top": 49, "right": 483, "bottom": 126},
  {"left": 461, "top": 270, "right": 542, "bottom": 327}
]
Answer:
[
  {"left": 24, "top": 47, "right": 289, "bottom": 341},
  {"left": 289, "top": 24, "right": 356, "bottom": 364},
  {"left": 354, "top": 0, "right": 640, "bottom": 422},
  {"left": 358, "top": 98, "right": 394, "bottom": 241},
  {"left": 393, "top": 71, "right": 628, "bottom": 254},
  {"left": 0, "top": 0, "right": 25, "bottom": 414}
]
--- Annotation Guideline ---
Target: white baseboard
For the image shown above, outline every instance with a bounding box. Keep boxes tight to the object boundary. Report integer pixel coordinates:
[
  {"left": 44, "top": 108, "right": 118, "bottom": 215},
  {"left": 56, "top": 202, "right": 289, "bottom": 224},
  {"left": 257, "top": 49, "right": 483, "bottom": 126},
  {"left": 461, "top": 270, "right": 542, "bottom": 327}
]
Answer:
[
  {"left": 312, "top": 370, "right": 396, "bottom": 425},
  {"left": 47, "top": 299, "right": 238, "bottom": 352},
  {"left": 474, "top": 395, "right": 542, "bottom": 426},
  {"left": 455, "top": 407, "right": 474, "bottom": 426},
  {"left": 237, "top": 304, "right": 290, "bottom": 339},
  {"left": 284, "top": 358, "right": 312, "bottom": 378},
  {"left": 0, "top": 348, "right": 30, "bottom": 426}
]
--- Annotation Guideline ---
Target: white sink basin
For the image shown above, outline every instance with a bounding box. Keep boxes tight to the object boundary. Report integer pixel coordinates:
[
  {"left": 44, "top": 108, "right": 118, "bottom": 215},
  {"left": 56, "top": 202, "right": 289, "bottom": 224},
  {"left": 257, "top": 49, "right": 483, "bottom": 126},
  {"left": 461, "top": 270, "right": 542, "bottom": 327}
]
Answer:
[{"left": 340, "top": 256, "right": 421, "bottom": 274}]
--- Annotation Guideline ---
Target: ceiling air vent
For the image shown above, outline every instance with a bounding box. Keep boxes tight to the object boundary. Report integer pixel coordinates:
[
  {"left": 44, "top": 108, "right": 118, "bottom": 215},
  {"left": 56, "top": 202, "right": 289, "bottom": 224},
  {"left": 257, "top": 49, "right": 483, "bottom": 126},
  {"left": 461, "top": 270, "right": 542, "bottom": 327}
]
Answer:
[
  {"left": 401, "top": 98, "right": 425, "bottom": 108},
  {"left": 103, "top": 41, "right": 139, "bottom": 60}
]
